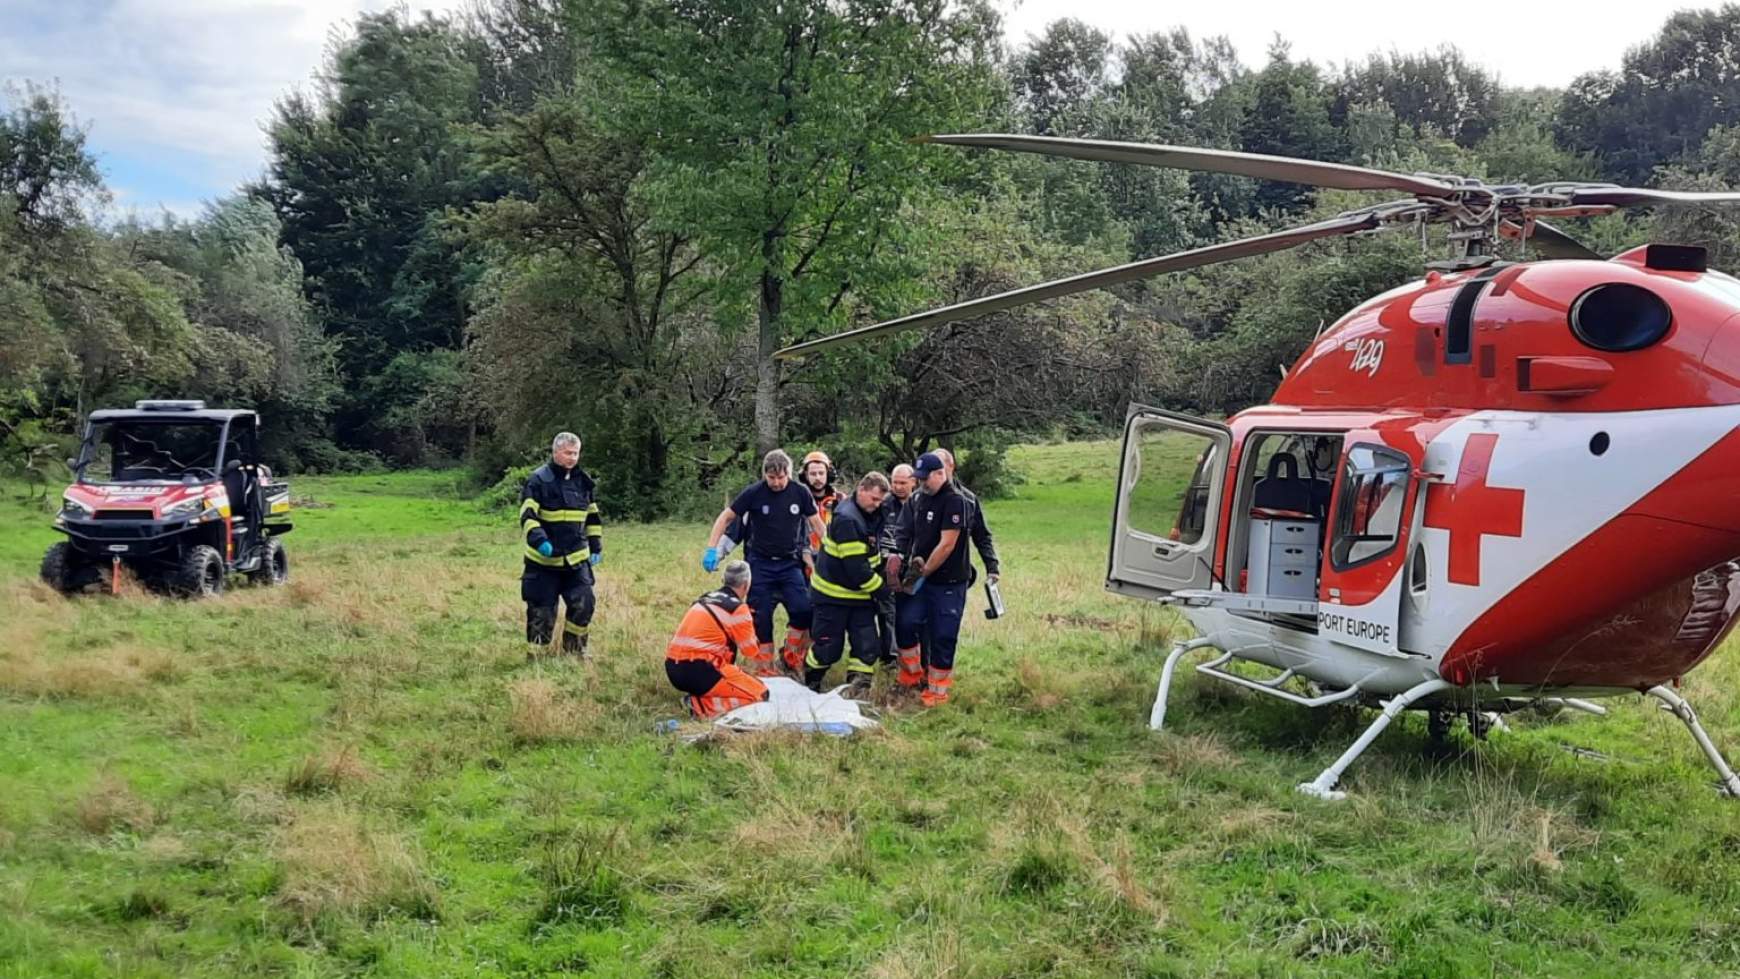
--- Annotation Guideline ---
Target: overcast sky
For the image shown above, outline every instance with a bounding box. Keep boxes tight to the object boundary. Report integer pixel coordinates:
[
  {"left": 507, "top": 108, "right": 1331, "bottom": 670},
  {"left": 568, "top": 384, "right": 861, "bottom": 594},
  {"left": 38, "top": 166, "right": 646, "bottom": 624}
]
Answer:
[{"left": 0, "top": 0, "right": 1723, "bottom": 219}]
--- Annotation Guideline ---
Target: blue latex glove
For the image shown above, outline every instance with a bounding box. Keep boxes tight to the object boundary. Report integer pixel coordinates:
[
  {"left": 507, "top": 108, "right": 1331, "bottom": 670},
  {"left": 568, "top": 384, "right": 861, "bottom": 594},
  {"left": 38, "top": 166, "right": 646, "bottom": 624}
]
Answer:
[
  {"left": 910, "top": 575, "right": 925, "bottom": 596},
  {"left": 537, "top": 540, "right": 555, "bottom": 558},
  {"left": 701, "top": 546, "right": 720, "bottom": 572},
  {"left": 589, "top": 552, "right": 602, "bottom": 568}
]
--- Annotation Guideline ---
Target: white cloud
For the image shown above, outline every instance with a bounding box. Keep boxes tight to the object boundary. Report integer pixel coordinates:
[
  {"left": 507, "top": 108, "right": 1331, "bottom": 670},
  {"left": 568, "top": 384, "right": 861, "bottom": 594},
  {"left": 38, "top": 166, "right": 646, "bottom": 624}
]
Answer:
[{"left": 0, "top": 0, "right": 454, "bottom": 203}]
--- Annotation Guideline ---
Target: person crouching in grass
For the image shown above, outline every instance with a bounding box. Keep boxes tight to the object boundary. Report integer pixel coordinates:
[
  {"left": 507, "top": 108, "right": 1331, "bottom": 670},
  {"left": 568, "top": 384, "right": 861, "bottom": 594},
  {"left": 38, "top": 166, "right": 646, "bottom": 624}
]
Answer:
[{"left": 665, "top": 560, "right": 770, "bottom": 718}]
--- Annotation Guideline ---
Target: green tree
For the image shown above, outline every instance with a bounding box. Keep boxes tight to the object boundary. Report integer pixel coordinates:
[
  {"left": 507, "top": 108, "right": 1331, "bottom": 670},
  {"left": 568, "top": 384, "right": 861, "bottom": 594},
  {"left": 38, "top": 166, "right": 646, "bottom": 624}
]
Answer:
[
  {"left": 1333, "top": 48, "right": 1499, "bottom": 148},
  {"left": 587, "top": 0, "right": 1002, "bottom": 454},
  {"left": 1010, "top": 18, "right": 1113, "bottom": 136},
  {"left": 1239, "top": 40, "right": 1344, "bottom": 213},
  {"left": 460, "top": 96, "right": 731, "bottom": 518},
  {"left": 127, "top": 197, "right": 342, "bottom": 468},
  {"left": 1555, "top": 7, "right": 1740, "bottom": 184},
  {"left": 0, "top": 85, "right": 100, "bottom": 233},
  {"left": 259, "top": 10, "right": 486, "bottom": 460}
]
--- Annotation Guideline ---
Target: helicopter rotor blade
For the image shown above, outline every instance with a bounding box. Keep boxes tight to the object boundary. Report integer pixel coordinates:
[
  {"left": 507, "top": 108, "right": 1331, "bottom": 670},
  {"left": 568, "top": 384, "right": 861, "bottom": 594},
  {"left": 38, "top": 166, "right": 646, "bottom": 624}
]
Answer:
[
  {"left": 775, "top": 210, "right": 1382, "bottom": 361},
  {"left": 922, "top": 133, "right": 1461, "bottom": 198},
  {"left": 1567, "top": 187, "right": 1740, "bottom": 208}
]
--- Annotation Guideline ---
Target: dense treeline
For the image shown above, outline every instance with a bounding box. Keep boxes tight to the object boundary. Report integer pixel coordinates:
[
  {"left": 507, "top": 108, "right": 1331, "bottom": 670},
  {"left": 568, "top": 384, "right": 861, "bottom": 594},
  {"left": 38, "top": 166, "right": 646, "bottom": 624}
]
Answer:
[{"left": 8, "top": 3, "right": 1740, "bottom": 516}]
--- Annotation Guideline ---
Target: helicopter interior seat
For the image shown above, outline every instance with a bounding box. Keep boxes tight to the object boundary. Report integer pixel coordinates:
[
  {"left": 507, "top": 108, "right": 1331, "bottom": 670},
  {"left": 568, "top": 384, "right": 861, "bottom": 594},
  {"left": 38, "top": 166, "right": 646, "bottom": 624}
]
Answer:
[{"left": 1252, "top": 453, "right": 1316, "bottom": 518}]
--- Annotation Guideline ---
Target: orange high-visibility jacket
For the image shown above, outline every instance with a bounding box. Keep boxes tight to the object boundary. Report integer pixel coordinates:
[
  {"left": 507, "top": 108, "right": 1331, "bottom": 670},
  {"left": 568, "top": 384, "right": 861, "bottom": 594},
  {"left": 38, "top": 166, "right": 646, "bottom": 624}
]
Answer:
[
  {"left": 666, "top": 590, "right": 757, "bottom": 668},
  {"left": 807, "top": 486, "right": 840, "bottom": 555}
]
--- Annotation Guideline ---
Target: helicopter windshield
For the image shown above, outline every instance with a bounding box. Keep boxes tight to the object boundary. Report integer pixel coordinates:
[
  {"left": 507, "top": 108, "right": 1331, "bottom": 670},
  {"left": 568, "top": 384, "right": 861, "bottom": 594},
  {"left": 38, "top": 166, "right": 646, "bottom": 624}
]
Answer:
[{"left": 80, "top": 420, "right": 225, "bottom": 483}]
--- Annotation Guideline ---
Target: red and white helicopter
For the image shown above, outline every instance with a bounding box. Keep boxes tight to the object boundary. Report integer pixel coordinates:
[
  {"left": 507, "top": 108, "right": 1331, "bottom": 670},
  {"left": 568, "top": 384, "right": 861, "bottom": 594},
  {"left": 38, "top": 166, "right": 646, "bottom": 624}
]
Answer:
[{"left": 778, "top": 134, "right": 1740, "bottom": 800}]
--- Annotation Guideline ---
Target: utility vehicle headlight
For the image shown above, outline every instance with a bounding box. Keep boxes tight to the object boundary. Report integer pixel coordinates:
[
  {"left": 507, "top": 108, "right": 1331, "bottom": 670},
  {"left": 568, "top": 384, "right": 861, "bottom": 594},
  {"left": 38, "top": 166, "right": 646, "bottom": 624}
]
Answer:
[
  {"left": 60, "top": 495, "right": 92, "bottom": 517},
  {"left": 162, "top": 497, "right": 205, "bottom": 519}
]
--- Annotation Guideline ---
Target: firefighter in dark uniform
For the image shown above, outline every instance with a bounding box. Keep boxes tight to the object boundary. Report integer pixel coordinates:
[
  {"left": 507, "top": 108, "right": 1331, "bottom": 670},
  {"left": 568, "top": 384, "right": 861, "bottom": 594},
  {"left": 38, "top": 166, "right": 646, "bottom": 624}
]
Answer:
[
  {"left": 805, "top": 471, "right": 891, "bottom": 698},
  {"left": 701, "top": 449, "right": 827, "bottom": 676},
  {"left": 895, "top": 452, "right": 973, "bottom": 706},
  {"left": 520, "top": 432, "right": 603, "bottom": 659}
]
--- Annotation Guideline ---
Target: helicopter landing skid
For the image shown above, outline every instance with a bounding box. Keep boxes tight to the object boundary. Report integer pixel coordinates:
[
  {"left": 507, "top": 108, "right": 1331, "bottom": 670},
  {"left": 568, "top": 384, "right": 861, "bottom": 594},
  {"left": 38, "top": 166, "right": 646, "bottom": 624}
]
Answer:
[
  {"left": 1148, "top": 638, "right": 1220, "bottom": 732},
  {"left": 1646, "top": 685, "right": 1740, "bottom": 798},
  {"left": 1296, "top": 677, "right": 1455, "bottom": 801}
]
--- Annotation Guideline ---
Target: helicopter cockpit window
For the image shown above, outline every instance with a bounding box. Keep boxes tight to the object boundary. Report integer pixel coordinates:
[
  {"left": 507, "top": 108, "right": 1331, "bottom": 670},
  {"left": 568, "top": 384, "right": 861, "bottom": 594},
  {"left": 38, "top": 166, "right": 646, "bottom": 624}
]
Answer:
[
  {"left": 1331, "top": 444, "right": 1409, "bottom": 569},
  {"left": 1128, "top": 427, "right": 1219, "bottom": 546}
]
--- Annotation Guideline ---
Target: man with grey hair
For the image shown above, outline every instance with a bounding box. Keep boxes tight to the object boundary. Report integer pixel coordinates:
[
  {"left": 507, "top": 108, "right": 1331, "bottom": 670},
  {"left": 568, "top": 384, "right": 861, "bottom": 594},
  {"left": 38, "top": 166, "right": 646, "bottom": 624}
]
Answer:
[
  {"left": 702, "top": 449, "right": 825, "bottom": 675},
  {"left": 664, "top": 560, "right": 768, "bottom": 717},
  {"left": 519, "top": 432, "right": 604, "bottom": 659}
]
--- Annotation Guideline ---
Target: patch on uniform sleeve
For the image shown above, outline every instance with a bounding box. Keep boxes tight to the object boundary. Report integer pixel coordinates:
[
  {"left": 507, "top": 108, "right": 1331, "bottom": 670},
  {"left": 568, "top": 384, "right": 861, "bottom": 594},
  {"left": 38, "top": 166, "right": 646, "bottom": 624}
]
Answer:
[{"left": 951, "top": 513, "right": 961, "bottom": 525}]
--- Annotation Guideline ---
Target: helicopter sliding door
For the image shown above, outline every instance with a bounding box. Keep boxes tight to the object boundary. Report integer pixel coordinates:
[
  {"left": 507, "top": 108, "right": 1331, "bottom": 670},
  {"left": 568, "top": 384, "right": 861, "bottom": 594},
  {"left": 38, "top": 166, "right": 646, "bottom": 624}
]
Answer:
[
  {"left": 1107, "top": 405, "right": 1232, "bottom": 601},
  {"left": 1316, "top": 432, "right": 1426, "bottom": 657}
]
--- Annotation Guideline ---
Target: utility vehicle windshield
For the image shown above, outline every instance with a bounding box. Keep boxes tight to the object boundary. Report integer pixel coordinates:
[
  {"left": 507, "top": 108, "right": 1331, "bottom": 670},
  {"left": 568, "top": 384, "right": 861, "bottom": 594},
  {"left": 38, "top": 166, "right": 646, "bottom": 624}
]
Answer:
[{"left": 80, "top": 420, "right": 226, "bottom": 483}]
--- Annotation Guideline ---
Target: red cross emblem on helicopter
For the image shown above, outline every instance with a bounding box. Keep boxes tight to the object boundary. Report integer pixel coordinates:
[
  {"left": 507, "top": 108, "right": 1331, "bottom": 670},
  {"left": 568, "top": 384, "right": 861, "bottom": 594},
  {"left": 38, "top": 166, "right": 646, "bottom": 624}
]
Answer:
[{"left": 1423, "top": 433, "right": 1525, "bottom": 586}]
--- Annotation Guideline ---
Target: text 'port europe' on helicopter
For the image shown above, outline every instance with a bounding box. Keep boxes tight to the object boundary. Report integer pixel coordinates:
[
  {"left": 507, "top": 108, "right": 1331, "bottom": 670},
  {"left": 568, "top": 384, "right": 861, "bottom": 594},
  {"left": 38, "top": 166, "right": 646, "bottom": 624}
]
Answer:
[{"left": 777, "top": 133, "right": 1740, "bottom": 801}]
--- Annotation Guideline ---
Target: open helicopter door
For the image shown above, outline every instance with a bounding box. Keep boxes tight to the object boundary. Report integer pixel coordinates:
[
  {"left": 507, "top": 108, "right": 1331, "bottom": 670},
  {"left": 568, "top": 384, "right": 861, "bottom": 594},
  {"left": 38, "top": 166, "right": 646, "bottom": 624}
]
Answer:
[
  {"left": 1107, "top": 405, "right": 1232, "bottom": 600},
  {"left": 1316, "top": 432, "right": 1427, "bottom": 657}
]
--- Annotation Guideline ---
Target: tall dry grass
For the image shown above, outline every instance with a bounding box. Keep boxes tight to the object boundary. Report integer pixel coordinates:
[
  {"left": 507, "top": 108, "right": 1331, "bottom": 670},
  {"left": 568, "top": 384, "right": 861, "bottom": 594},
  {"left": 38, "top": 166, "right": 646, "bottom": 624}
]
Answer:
[{"left": 274, "top": 802, "right": 438, "bottom": 923}]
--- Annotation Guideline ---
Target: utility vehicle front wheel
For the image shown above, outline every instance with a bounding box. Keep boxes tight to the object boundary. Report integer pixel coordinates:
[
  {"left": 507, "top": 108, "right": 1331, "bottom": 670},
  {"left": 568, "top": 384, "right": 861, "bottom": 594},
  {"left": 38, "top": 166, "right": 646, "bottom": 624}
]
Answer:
[
  {"left": 172, "top": 545, "right": 227, "bottom": 598},
  {"left": 39, "top": 541, "right": 100, "bottom": 594}
]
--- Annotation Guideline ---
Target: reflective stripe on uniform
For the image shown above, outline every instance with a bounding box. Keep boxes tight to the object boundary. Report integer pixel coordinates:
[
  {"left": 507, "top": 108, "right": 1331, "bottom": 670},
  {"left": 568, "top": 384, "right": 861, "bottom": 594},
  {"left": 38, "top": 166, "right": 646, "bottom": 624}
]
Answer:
[
  {"left": 669, "top": 635, "right": 728, "bottom": 656},
  {"left": 562, "top": 620, "right": 589, "bottom": 636},
  {"left": 822, "top": 538, "right": 869, "bottom": 558},
  {"left": 539, "top": 509, "right": 589, "bottom": 522},
  {"left": 524, "top": 545, "right": 591, "bottom": 567},
  {"left": 520, "top": 499, "right": 540, "bottom": 516},
  {"left": 812, "top": 572, "right": 882, "bottom": 601}
]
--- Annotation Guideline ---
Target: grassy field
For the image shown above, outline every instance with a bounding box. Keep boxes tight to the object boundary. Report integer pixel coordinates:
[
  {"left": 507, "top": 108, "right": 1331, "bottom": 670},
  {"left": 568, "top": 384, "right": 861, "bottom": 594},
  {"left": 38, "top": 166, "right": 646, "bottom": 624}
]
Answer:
[{"left": 3, "top": 441, "right": 1740, "bottom": 977}]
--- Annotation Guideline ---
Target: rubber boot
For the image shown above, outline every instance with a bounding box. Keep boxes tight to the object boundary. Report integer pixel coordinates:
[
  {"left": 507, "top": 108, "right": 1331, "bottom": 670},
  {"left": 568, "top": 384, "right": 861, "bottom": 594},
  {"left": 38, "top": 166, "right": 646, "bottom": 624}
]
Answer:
[
  {"left": 803, "top": 666, "right": 828, "bottom": 693},
  {"left": 526, "top": 606, "right": 557, "bottom": 661},
  {"left": 920, "top": 666, "right": 953, "bottom": 708},
  {"left": 779, "top": 627, "right": 810, "bottom": 675},
  {"left": 561, "top": 630, "right": 588, "bottom": 659},
  {"left": 895, "top": 645, "right": 923, "bottom": 688}
]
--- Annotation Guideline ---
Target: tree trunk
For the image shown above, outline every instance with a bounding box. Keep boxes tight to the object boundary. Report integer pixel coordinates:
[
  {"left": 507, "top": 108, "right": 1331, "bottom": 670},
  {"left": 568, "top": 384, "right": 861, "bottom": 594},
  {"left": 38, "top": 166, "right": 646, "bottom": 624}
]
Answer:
[{"left": 754, "top": 263, "right": 783, "bottom": 456}]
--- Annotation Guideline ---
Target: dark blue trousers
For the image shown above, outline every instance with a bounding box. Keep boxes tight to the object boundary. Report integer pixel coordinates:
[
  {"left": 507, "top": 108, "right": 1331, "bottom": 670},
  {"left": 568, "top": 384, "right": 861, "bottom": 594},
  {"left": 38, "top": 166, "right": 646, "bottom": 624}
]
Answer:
[
  {"left": 894, "top": 580, "right": 968, "bottom": 670},
  {"left": 747, "top": 554, "right": 812, "bottom": 643}
]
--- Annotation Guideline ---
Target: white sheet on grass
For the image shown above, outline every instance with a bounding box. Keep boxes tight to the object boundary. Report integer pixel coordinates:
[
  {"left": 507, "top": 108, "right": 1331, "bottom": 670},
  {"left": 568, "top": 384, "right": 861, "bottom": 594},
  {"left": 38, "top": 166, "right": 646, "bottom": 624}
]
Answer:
[{"left": 714, "top": 677, "right": 879, "bottom": 735}]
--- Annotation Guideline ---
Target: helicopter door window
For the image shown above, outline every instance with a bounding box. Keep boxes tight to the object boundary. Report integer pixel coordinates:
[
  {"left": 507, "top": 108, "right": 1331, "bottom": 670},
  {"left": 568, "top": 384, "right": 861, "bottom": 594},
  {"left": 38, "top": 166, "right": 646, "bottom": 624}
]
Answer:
[
  {"left": 1331, "top": 445, "right": 1410, "bottom": 570},
  {"left": 1108, "top": 407, "right": 1231, "bottom": 602},
  {"left": 1128, "top": 430, "right": 1218, "bottom": 545}
]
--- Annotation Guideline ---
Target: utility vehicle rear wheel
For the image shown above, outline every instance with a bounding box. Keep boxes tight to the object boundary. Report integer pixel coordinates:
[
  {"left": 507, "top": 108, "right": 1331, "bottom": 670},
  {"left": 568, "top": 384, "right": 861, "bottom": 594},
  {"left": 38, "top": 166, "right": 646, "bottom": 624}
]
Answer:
[{"left": 247, "top": 537, "right": 288, "bottom": 586}]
